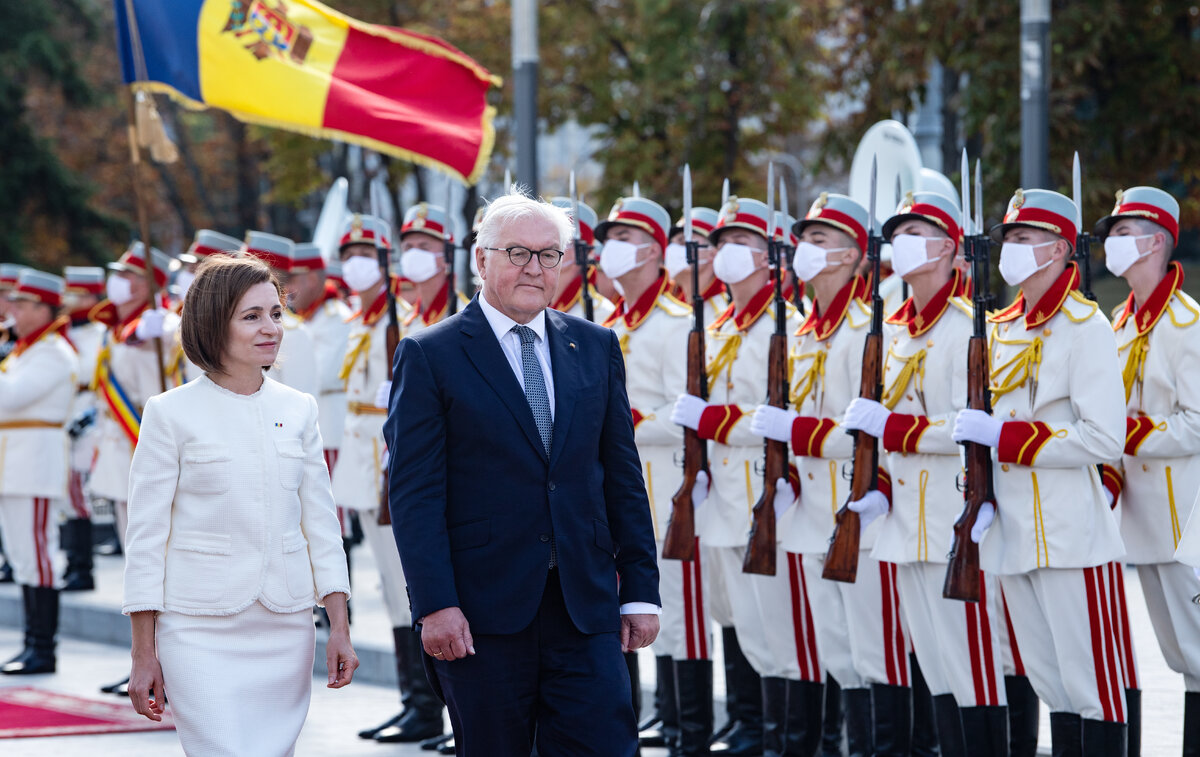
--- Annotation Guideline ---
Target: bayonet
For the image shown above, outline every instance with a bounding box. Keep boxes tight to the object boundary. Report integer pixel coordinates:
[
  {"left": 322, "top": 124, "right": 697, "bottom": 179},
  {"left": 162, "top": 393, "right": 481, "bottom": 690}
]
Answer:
[
  {"left": 570, "top": 170, "right": 593, "bottom": 322},
  {"left": 722, "top": 178, "right": 730, "bottom": 208}
]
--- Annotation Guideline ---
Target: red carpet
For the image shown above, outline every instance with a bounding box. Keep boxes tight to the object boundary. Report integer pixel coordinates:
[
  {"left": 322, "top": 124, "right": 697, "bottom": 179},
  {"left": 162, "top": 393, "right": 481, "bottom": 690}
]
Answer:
[{"left": 0, "top": 686, "right": 175, "bottom": 738}]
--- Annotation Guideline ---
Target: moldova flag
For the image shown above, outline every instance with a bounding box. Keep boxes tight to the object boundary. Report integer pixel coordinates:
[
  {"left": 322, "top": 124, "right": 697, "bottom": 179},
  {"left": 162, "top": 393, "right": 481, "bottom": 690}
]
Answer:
[{"left": 115, "top": 0, "right": 500, "bottom": 184}]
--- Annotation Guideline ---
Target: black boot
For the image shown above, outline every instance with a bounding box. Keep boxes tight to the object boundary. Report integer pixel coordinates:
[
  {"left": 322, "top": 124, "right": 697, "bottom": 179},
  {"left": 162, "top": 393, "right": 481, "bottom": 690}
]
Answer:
[
  {"left": 870, "top": 684, "right": 911, "bottom": 757},
  {"left": 842, "top": 687, "right": 873, "bottom": 757},
  {"left": 420, "top": 733, "right": 454, "bottom": 751},
  {"left": 357, "top": 626, "right": 408, "bottom": 739},
  {"left": 641, "top": 655, "right": 678, "bottom": 749},
  {"left": 783, "top": 680, "right": 823, "bottom": 757},
  {"left": 1124, "top": 688, "right": 1139, "bottom": 757},
  {"left": 61, "top": 518, "right": 95, "bottom": 592},
  {"left": 627, "top": 651, "right": 644, "bottom": 755},
  {"left": 1082, "top": 718, "right": 1126, "bottom": 757},
  {"left": 959, "top": 705, "right": 1008, "bottom": 757},
  {"left": 1049, "top": 712, "right": 1082, "bottom": 757},
  {"left": 762, "top": 677, "right": 788, "bottom": 757},
  {"left": 1, "top": 586, "right": 35, "bottom": 673},
  {"left": 820, "top": 675, "right": 844, "bottom": 757},
  {"left": 0, "top": 554, "right": 13, "bottom": 584},
  {"left": 3, "top": 587, "right": 57, "bottom": 675},
  {"left": 910, "top": 655, "right": 938, "bottom": 757},
  {"left": 1007, "top": 675, "right": 1040, "bottom": 757},
  {"left": 675, "top": 659, "right": 713, "bottom": 756},
  {"left": 710, "top": 627, "right": 762, "bottom": 754},
  {"left": 931, "top": 693, "right": 965, "bottom": 757},
  {"left": 375, "top": 627, "right": 446, "bottom": 743},
  {"left": 1184, "top": 692, "right": 1200, "bottom": 757}
]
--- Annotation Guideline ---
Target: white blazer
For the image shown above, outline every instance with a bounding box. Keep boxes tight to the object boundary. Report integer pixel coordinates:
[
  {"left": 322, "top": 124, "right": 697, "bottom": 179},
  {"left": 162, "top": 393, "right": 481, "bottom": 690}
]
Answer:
[{"left": 122, "top": 374, "right": 350, "bottom": 616}]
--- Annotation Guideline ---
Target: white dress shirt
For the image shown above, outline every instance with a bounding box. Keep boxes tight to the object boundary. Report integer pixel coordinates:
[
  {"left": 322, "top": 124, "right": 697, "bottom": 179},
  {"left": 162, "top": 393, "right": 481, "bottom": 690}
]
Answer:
[{"left": 476, "top": 292, "right": 659, "bottom": 617}]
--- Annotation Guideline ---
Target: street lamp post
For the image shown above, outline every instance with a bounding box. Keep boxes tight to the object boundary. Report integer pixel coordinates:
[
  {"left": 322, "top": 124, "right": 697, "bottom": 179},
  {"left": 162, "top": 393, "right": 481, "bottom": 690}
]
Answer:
[
  {"left": 512, "top": 0, "right": 539, "bottom": 194},
  {"left": 1020, "top": 0, "right": 1050, "bottom": 189}
]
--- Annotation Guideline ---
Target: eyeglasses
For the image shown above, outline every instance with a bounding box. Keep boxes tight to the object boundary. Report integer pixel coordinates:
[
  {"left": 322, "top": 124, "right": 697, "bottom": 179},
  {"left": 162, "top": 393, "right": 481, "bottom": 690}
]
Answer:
[{"left": 483, "top": 246, "right": 564, "bottom": 269}]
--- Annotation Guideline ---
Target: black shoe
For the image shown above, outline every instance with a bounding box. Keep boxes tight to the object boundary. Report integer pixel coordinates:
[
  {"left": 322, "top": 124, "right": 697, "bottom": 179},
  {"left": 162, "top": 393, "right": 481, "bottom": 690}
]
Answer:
[
  {"left": 675, "top": 660, "right": 714, "bottom": 756},
  {"left": 820, "top": 674, "right": 844, "bottom": 757},
  {"left": 0, "top": 555, "right": 13, "bottom": 584},
  {"left": 761, "top": 677, "right": 788, "bottom": 757},
  {"left": 436, "top": 737, "right": 457, "bottom": 754},
  {"left": 1082, "top": 718, "right": 1126, "bottom": 757},
  {"left": 931, "top": 693, "right": 965, "bottom": 757},
  {"left": 1184, "top": 692, "right": 1200, "bottom": 757},
  {"left": 843, "top": 687, "right": 873, "bottom": 757},
  {"left": 1049, "top": 712, "right": 1082, "bottom": 757},
  {"left": 101, "top": 675, "right": 130, "bottom": 695},
  {"left": 1125, "top": 688, "right": 1140, "bottom": 757},
  {"left": 421, "top": 733, "right": 454, "bottom": 751},
  {"left": 358, "top": 712, "right": 403, "bottom": 740},
  {"left": 959, "top": 705, "right": 1008, "bottom": 757},
  {"left": 374, "top": 627, "right": 445, "bottom": 743},
  {"left": 783, "top": 679, "right": 823, "bottom": 757},
  {"left": 2, "top": 587, "right": 57, "bottom": 675},
  {"left": 909, "top": 655, "right": 938, "bottom": 757},
  {"left": 1006, "top": 675, "right": 1041, "bottom": 757},
  {"left": 870, "top": 684, "right": 911, "bottom": 757},
  {"left": 641, "top": 656, "right": 679, "bottom": 750}
]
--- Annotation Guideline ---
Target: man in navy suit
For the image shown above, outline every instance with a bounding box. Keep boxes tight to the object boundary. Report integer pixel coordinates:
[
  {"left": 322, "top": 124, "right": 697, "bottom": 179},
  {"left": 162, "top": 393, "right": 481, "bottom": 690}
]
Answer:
[{"left": 385, "top": 191, "right": 661, "bottom": 757}]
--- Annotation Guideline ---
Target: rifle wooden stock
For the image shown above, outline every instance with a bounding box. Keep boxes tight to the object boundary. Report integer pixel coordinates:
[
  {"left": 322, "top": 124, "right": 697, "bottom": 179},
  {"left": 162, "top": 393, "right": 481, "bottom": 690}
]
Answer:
[
  {"left": 743, "top": 331, "right": 788, "bottom": 576},
  {"left": 664, "top": 330, "right": 706, "bottom": 561},
  {"left": 822, "top": 330, "right": 882, "bottom": 583},
  {"left": 943, "top": 334, "right": 993, "bottom": 601}
]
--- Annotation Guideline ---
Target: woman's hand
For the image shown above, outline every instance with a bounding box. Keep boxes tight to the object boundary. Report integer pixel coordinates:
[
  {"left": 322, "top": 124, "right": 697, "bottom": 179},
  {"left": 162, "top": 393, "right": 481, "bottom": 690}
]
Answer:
[
  {"left": 129, "top": 648, "right": 167, "bottom": 721},
  {"left": 322, "top": 592, "right": 358, "bottom": 688}
]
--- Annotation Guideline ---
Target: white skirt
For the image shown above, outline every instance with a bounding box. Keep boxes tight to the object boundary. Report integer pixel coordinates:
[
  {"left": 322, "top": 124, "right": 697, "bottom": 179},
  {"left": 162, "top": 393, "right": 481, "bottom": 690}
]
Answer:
[{"left": 156, "top": 601, "right": 315, "bottom": 757}]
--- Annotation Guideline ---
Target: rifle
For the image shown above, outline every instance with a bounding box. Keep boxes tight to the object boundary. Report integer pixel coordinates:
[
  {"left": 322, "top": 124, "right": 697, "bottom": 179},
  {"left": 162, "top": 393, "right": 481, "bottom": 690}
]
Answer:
[
  {"left": 663, "top": 165, "right": 704, "bottom": 561},
  {"left": 780, "top": 180, "right": 805, "bottom": 316},
  {"left": 372, "top": 184, "right": 402, "bottom": 528},
  {"left": 944, "top": 150, "right": 993, "bottom": 601},
  {"left": 1072, "top": 152, "right": 1096, "bottom": 301},
  {"left": 570, "top": 171, "right": 595, "bottom": 322},
  {"left": 444, "top": 180, "right": 459, "bottom": 316},
  {"left": 823, "top": 157, "right": 883, "bottom": 583},
  {"left": 743, "top": 165, "right": 787, "bottom": 576}
]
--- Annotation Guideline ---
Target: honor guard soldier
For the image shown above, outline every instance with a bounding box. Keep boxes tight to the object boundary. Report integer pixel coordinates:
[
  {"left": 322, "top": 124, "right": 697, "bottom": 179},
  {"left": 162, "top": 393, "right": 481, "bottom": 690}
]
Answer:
[
  {"left": 951, "top": 189, "right": 1129, "bottom": 754},
  {"left": 592, "top": 197, "right": 697, "bottom": 754},
  {"left": 396, "top": 202, "right": 457, "bottom": 334},
  {"left": 243, "top": 232, "right": 319, "bottom": 398},
  {"left": 0, "top": 264, "right": 30, "bottom": 584},
  {"left": 61, "top": 267, "right": 107, "bottom": 592},
  {"left": 671, "top": 196, "right": 823, "bottom": 755},
  {"left": 1097, "top": 187, "right": 1200, "bottom": 755},
  {"left": 333, "top": 214, "right": 446, "bottom": 746},
  {"left": 840, "top": 192, "right": 1008, "bottom": 755},
  {"left": 547, "top": 197, "right": 615, "bottom": 323},
  {"left": 754, "top": 192, "right": 913, "bottom": 756},
  {"left": 667, "top": 207, "right": 728, "bottom": 317},
  {"left": 166, "top": 230, "right": 242, "bottom": 385},
  {"left": 0, "top": 271, "right": 79, "bottom": 674}
]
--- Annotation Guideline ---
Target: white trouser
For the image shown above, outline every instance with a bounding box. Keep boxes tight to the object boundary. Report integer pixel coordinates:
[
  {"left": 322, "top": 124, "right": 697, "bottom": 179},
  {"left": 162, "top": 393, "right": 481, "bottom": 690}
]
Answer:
[
  {"left": 710, "top": 545, "right": 780, "bottom": 678},
  {"left": 0, "top": 496, "right": 64, "bottom": 589},
  {"left": 705, "top": 543, "right": 733, "bottom": 628},
  {"left": 746, "top": 549, "right": 823, "bottom": 682},
  {"left": 999, "top": 567, "right": 1128, "bottom": 722},
  {"left": 1137, "top": 561, "right": 1200, "bottom": 690},
  {"left": 654, "top": 537, "right": 712, "bottom": 660},
  {"left": 361, "top": 512, "right": 411, "bottom": 627},
  {"left": 1107, "top": 562, "right": 1140, "bottom": 692},
  {"left": 897, "top": 563, "right": 1005, "bottom": 707},
  {"left": 802, "top": 553, "right": 910, "bottom": 690}
]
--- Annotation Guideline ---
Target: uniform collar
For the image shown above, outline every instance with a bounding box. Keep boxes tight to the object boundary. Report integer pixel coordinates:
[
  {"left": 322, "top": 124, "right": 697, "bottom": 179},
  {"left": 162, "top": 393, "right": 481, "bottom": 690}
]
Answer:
[
  {"left": 479, "top": 289, "right": 546, "bottom": 343},
  {"left": 989, "top": 262, "right": 1080, "bottom": 329},
  {"left": 1112, "top": 261, "right": 1184, "bottom": 335},
  {"left": 11, "top": 316, "right": 71, "bottom": 357},
  {"left": 354, "top": 290, "right": 390, "bottom": 327},
  {"left": 710, "top": 283, "right": 774, "bottom": 332},
  {"left": 885, "top": 269, "right": 961, "bottom": 337},
  {"left": 404, "top": 280, "right": 449, "bottom": 328},
  {"left": 293, "top": 280, "right": 341, "bottom": 322},
  {"left": 796, "top": 275, "right": 866, "bottom": 341},
  {"left": 603, "top": 271, "right": 670, "bottom": 330},
  {"left": 550, "top": 272, "right": 583, "bottom": 313}
]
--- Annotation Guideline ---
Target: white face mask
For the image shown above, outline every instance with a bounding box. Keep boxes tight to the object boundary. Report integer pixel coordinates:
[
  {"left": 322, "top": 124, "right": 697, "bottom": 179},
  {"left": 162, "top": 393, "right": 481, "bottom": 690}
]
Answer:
[
  {"left": 599, "top": 239, "right": 651, "bottom": 279},
  {"left": 400, "top": 249, "right": 441, "bottom": 283},
  {"left": 174, "top": 271, "right": 196, "bottom": 301},
  {"left": 998, "top": 240, "right": 1056, "bottom": 286},
  {"left": 664, "top": 243, "right": 689, "bottom": 278},
  {"left": 106, "top": 275, "right": 133, "bottom": 306},
  {"left": 712, "top": 242, "right": 762, "bottom": 285},
  {"left": 1104, "top": 234, "right": 1154, "bottom": 277},
  {"left": 891, "top": 234, "right": 946, "bottom": 278},
  {"left": 341, "top": 255, "right": 383, "bottom": 293},
  {"left": 792, "top": 242, "right": 850, "bottom": 281}
]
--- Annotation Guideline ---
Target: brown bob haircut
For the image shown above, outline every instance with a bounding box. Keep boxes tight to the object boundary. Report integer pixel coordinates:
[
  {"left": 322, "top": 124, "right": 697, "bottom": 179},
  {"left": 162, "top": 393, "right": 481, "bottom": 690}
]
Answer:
[{"left": 180, "top": 253, "right": 283, "bottom": 373}]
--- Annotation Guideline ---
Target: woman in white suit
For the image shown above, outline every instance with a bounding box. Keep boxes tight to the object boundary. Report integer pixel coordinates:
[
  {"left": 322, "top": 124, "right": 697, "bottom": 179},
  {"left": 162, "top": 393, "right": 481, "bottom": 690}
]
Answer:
[{"left": 123, "top": 254, "right": 358, "bottom": 756}]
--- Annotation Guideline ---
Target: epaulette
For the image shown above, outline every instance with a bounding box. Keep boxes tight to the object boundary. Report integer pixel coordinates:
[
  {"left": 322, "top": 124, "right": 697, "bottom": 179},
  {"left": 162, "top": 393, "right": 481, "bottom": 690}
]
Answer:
[
  {"left": 948, "top": 296, "right": 974, "bottom": 317},
  {"left": 1062, "top": 290, "right": 1100, "bottom": 323},
  {"left": 1168, "top": 290, "right": 1200, "bottom": 328},
  {"left": 654, "top": 294, "right": 691, "bottom": 318},
  {"left": 845, "top": 299, "right": 873, "bottom": 329}
]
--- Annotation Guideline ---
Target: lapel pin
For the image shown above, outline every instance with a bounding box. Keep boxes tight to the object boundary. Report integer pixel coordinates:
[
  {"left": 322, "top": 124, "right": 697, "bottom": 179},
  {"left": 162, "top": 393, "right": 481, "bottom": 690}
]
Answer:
[{"left": 569, "top": 342, "right": 576, "bottom": 350}]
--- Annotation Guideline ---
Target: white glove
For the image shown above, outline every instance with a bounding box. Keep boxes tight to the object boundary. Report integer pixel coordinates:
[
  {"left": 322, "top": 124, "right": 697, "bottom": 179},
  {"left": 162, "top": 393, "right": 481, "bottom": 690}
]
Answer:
[
  {"left": 692, "top": 470, "right": 710, "bottom": 510},
  {"left": 952, "top": 409, "right": 1003, "bottom": 447},
  {"left": 842, "top": 398, "right": 891, "bottom": 439},
  {"left": 135, "top": 308, "right": 167, "bottom": 341},
  {"left": 751, "top": 404, "right": 799, "bottom": 443},
  {"left": 971, "top": 502, "right": 996, "bottom": 543},
  {"left": 773, "top": 477, "right": 795, "bottom": 517},
  {"left": 671, "top": 394, "right": 709, "bottom": 431},
  {"left": 374, "top": 380, "right": 392, "bottom": 410},
  {"left": 848, "top": 489, "right": 889, "bottom": 531}
]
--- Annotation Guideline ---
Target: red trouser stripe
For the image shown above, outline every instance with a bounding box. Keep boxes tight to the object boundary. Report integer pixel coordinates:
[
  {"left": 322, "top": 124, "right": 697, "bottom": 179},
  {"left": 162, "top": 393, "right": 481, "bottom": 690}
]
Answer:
[
  {"left": 891, "top": 563, "right": 909, "bottom": 686},
  {"left": 1001, "top": 588, "right": 1026, "bottom": 677},
  {"left": 965, "top": 590, "right": 986, "bottom": 705},
  {"left": 68, "top": 470, "right": 88, "bottom": 519},
  {"left": 691, "top": 538, "right": 708, "bottom": 660},
  {"left": 1108, "top": 562, "right": 1139, "bottom": 689},
  {"left": 786, "top": 552, "right": 820, "bottom": 682},
  {"left": 33, "top": 498, "right": 51, "bottom": 588},
  {"left": 879, "top": 561, "right": 908, "bottom": 686},
  {"left": 977, "top": 572, "right": 1000, "bottom": 705},
  {"left": 1096, "top": 567, "right": 1126, "bottom": 722},
  {"left": 1085, "top": 566, "right": 1125, "bottom": 722},
  {"left": 681, "top": 549, "right": 697, "bottom": 659}
]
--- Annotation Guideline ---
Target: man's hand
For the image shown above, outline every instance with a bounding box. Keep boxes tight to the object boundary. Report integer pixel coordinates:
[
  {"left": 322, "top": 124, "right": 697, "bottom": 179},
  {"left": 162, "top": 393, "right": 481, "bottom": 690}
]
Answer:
[
  {"left": 621, "top": 613, "right": 660, "bottom": 653},
  {"left": 421, "top": 606, "right": 475, "bottom": 662},
  {"left": 751, "top": 404, "right": 798, "bottom": 443},
  {"left": 842, "top": 398, "right": 891, "bottom": 439}
]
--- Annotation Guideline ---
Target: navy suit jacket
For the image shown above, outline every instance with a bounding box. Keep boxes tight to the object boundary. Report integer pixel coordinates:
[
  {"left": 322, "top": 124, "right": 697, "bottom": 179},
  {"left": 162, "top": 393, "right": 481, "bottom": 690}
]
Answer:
[{"left": 385, "top": 297, "right": 660, "bottom": 636}]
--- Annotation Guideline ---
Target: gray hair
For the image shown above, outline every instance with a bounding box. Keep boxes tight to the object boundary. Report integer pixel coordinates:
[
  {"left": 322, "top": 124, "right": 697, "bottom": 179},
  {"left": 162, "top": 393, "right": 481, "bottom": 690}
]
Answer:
[{"left": 477, "top": 187, "right": 574, "bottom": 254}]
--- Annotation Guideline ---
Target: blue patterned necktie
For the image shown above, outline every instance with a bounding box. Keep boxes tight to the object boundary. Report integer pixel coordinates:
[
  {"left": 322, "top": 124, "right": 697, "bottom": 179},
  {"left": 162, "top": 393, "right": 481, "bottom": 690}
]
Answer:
[{"left": 513, "top": 324, "right": 553, "bottom": 455}]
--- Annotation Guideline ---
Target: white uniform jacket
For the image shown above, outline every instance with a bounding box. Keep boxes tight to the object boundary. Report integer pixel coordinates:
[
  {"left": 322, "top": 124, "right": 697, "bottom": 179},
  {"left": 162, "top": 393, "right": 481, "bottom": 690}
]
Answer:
[
  {"left": 1110, "top": 264, "right": 1200, "bottom": 564},
  {"left": 551, "top": 274, "right": 616, "bottom": 325},
  {"left": 122, "top": 375, "right": 350, "bottom": 616},
  {"left": 781, "top": 276, "right": 883, "bottom": 555},
  {"left": 603, "top": 273, "right": 691, "bottom": 540},
  {"left": 979, "top": 265, "right": 1126, "bottom": 574},
  {"left": 271, "top": 312, "right": 318, "bottom": 398},
  {"left": 0, "top": 324, "right": 78, "bottom": 499},
  {"left": 871, "top": 276, "right": 973, "bottom": 565},
  {"left": 698, "top": 285, "right": 801, "bottom": 548},
  {"left": 299, "top": 295, "right": 352, "bottom": 450}
]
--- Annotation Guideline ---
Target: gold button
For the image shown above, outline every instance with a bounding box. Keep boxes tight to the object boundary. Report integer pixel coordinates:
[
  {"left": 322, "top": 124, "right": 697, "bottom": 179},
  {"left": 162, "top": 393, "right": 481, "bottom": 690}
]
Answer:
[
  {"left": 1009, "top": 409, "right": 1016, "bottom": 418},
  {"left": 1043, "top": 328, "right": 1052, "bottom": 336},
  {"left": 1001, "top": 464, "right": 1010, "bottom": 472},
  {"left": 927, "top": 339, "right": 934, "bottom": 348},
  {"left": 892, "top": 336, "right": 899, "bottom": 344},
  {"left": 807, "top": 472, "right": 814, "bottom": 480},
  {"left": 727, "top": 382, "right": 734, "bottom": 390},
  {"left": 1004, "top": 324, "right": 1009, "bottom": 333},
  {"left": 1142, "top": 464, "right": 1149, "bottom": 472},
  {"left": 723, "top": 457, "right": 729, "bottom": 466},
  {"left": 898, "top": 479, "right": 905, "bottom": 486},
  {"left": 907, "top": 394, "right": 914, "bottom": 401}
]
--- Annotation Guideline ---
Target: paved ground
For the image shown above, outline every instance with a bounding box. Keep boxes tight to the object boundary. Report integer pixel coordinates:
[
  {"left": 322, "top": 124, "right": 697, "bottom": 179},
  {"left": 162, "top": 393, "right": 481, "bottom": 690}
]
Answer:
[{"left": 0, "top": 548, "right": 1189, "bottom": 755}]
